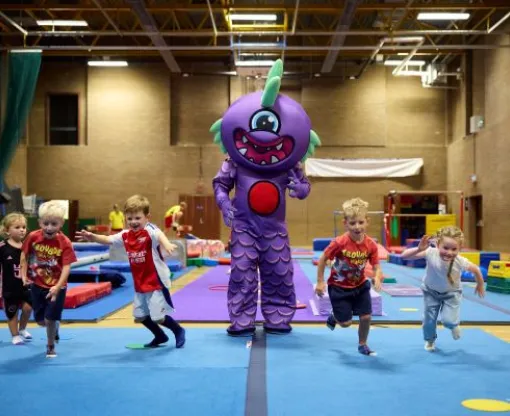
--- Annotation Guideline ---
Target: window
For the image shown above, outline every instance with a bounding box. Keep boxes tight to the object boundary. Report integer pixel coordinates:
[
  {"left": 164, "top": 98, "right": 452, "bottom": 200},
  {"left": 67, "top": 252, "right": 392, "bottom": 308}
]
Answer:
[{"left": 47, "top": 94, "right": 79, "bottom": 145}]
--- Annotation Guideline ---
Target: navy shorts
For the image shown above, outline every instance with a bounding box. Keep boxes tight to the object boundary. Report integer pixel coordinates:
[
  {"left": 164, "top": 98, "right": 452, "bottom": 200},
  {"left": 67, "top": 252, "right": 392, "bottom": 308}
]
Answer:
[
  {"left": 328, "top": 280, "right": 372, "bottom": 323},
  {"left": 31, "top": 285, "right": 67, "bottom": 323},
  {"left": 2, "top": 288, "right": 32, "bottom": 320}
]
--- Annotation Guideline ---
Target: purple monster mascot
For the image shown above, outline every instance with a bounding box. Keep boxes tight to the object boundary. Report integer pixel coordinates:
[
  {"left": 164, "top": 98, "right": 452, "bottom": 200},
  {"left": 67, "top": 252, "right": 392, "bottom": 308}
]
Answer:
[{"left": 210, "top": 59, "right": 321, "bottom": 336}]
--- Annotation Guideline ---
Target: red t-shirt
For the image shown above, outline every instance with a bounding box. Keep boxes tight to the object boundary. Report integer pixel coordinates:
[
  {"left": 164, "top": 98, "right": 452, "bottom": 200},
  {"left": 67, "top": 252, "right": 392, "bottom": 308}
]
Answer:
[
  {"left": 22, "top": 230, "right": 77, "bottom": 289},
  {"left": 325, "top": 233, "right": 379, "bottom": 289},
  {"left": 110, "top": 223, "right": 171, "bottom": 293}
]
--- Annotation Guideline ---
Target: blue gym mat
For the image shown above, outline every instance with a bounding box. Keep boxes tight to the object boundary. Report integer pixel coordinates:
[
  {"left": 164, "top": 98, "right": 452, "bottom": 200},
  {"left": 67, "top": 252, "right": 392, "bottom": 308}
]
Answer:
[
  {"left": 299, "top": 260, "right": 510, "bottom": 324},
  {"left": 1, "top": 327, "right": 507, "bottom": 416},
  {"left": 0, "top": 328, "right": 249, "bottom": 416},
  {"left": 266, "top": 327, "right": 510, "bottom": 416}
]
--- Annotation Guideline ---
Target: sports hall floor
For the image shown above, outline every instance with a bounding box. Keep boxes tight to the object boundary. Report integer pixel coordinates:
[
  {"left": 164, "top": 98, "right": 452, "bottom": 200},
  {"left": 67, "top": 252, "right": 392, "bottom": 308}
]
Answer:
[{"left": 1, "top": 256, "right": 510, "bottom": 416}]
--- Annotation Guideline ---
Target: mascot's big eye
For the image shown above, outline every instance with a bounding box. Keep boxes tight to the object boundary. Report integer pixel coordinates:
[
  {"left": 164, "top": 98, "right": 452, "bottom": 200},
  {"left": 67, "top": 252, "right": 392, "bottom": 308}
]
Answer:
[{"left": 249, "top": 109, "right": 280, "bottom": 133}]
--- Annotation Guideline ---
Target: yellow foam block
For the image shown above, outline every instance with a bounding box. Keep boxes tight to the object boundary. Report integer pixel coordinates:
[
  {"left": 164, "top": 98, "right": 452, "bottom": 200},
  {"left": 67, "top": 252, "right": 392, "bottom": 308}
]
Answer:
[
  {"left": 488, "top": 261, "right": 510, "bottom": 278},
  {"left": 460, "top": 252, "right": 480, "bottom": 266},
  {"left": 425, "top": 214, "right": 456, "bottom": 235}
]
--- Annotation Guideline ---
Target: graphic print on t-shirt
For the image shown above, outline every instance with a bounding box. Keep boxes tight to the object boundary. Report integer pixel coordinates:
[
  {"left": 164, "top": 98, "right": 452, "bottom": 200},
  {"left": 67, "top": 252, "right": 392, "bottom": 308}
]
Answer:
[{"left": 332, "top": 249, "right": 369, "bottom": 282}]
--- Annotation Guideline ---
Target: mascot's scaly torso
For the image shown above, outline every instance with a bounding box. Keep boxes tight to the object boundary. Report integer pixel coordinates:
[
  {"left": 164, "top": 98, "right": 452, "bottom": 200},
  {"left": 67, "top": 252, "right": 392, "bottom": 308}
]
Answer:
[{"left": 211, "top": 60, "right": 321, "bottom": 336}]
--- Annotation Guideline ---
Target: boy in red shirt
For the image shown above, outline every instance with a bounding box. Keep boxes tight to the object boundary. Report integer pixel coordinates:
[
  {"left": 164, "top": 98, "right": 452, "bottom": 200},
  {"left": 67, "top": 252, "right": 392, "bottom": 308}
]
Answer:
[
  {"left": 316, "top": 198, "right": 382, "bottom": 356},
  {"left": 77, "top": 195, "right": 185, "bottom": 349},
  {"left": 20, "top": 201, "right": 77, "bottom": 358}
]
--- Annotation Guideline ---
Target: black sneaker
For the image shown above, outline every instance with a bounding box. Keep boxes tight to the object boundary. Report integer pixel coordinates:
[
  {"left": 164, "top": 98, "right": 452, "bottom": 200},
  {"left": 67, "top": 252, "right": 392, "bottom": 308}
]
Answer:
[
  {"left": 326, "top": 313, "right": 337, "bottom": 331},
  {"left": 144, "top": 333, "right": 169, "bottom": 348},
  {"left": 175, "top": 328, "right": 186, "bottom": 348},
  {"left": 46, "top": 345, "right": 57, "bottom": 358}
]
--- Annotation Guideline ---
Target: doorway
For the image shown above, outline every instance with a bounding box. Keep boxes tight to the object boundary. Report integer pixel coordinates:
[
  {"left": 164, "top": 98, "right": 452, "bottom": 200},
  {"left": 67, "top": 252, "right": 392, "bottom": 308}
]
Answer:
[
  {"left": 467, "top": 195, "right": 483, "bottom": 250},
  {"left": 179, "top": 194, "right": 221, "bottom": 240}
]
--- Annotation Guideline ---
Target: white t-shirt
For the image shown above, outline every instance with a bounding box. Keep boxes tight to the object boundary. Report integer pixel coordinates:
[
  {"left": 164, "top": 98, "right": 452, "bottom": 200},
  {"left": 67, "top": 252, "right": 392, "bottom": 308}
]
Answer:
[{"left": 423, "top": 247, "right": 474, "bottom": 293}]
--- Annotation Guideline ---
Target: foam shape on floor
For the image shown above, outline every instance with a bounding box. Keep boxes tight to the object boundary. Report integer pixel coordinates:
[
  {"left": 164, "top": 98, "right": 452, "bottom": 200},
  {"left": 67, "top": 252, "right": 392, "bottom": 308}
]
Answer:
[
  {"left": 382, "top": 284, "right": 423, "bottom": 297},
  {"left": 313, "top": 238, "right": 333, "bottom": 251},
  {"left": 99, "top": 260, "right": 182, "bottom": 272},
  {"left": 64, "top": 282, "right": 112, "bottom": 309},
  {"left": 73, "top": 242, "right": 109, "bottom": 252}
]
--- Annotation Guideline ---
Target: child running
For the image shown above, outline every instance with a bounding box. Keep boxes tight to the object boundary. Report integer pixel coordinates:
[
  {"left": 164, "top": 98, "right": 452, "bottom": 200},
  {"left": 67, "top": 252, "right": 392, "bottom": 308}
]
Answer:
[
  {"left": 0, "top": 213, "right": 33, "bottom": 345},
  {"left": 401, "top": 226, "right": 485, "bottom": 351},
  {"left": 76, "top": 194, "right": 186, "bottom": 349},
  {"left": 316, "top": 198, "right": 382, "bottom": 356}
]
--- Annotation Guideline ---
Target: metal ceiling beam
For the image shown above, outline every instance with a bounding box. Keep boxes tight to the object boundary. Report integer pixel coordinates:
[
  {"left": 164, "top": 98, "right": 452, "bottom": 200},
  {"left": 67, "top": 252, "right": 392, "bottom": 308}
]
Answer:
[
  {"left": 321, "top": 0, "right": 361, "bottom": 73},
  {"left": 2, "top": 2, "right": 510, "bottom": 12},
  {"left": 91, "top": 0, "right": 123, "bottom": 37},
  {"left": 5, "top": 44, "right": 509, "bottom": 51},
  {"left": 0, "top": 10, "right": 27, "bottom": 35},
  {"left": 3, "top": 29, "right": 508, "bottom": 37},
  {"left": 126, "top": 0, "right": 180, "bottom": 72}
]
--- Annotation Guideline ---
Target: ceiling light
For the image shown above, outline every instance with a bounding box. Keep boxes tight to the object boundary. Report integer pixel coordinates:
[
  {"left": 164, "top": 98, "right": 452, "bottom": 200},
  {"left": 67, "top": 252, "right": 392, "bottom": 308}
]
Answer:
[
  {"left": 384, "top": 60, "right": 426, "bottom": 67},
  {"left": 229, "top": 14, "right": 278, "bottom": 21},
  {"left": 88, "top": 60, "right": 128, "bottom": 67},
  {"left": 231, "top": 42, "right": 283, "bottom": 48},
  {"left": 37, "top": 20, "right": 88, "bottom": 27},
  {"left": 417, "top": 13, "right": 470, "bottom": 21},
  {"left": 235, "top": 60, "right": 275, "bottom": 67},
  {"left": 10, "top": 49, "right": 42, "bottom": 53}
]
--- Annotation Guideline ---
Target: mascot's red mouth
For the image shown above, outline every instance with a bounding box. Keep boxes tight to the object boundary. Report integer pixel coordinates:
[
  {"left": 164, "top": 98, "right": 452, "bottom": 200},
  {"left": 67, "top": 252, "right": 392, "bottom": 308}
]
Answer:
[{"left": 234, "top": 129, "right": 294, "bottom": 165}]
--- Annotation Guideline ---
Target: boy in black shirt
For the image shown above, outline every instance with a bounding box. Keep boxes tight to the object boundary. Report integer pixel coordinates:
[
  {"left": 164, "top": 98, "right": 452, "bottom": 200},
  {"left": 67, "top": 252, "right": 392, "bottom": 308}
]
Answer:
[{"left": 0, "top": 213, "right": 32, "bottom": 345}]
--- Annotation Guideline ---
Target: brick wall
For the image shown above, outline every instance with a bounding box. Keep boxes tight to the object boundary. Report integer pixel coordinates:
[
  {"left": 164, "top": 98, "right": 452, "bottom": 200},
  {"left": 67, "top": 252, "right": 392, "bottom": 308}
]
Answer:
[
  {"left": 447, "top": 29, "right": 510, "bottom": 252},
  {"left": 12, "top": 61, "right": 450, "bottom": 245}
]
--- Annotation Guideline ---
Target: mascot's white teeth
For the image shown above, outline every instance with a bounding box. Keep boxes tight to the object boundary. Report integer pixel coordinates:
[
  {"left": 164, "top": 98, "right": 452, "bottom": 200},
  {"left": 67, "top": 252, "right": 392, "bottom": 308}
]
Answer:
[
  {"left": 276, "top": 143, "right": 283, "bottom": 150},
  {"left": 271, "top": 156, "right": 279, "bottom": 164},
  {"left": 242, "top": 136, "right": 248, "bottom": 143},
  {"left": 239, "top": 148, "right": 248, "bottom": 155}
]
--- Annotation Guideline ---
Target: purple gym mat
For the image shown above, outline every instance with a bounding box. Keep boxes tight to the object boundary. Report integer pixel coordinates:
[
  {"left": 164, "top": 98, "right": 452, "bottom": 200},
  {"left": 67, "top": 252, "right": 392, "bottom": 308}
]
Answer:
[
  {"left": 171, "top": 262, "right": 324, "bottom": 322},
  {"left": 382, "top": 284, "right": 423, "bottom": 297}
]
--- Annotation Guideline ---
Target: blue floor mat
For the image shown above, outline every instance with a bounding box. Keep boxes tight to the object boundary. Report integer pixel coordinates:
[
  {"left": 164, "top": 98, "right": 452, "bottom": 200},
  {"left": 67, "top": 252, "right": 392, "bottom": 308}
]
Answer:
[
  {"left": 266, "top": 327, "right": 510, "bottom": 416},
  {"left": 299, "top": 260, "right": 510, "bottom": 324},
  {"left": 0, "top": 328, "right": 249, "bottom": 416}
]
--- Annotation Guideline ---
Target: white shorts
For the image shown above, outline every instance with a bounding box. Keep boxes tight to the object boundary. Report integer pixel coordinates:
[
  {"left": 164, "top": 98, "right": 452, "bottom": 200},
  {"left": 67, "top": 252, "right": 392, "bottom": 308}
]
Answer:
[{"left": 133, "top": 289, "right": 174, "bottom": 321}]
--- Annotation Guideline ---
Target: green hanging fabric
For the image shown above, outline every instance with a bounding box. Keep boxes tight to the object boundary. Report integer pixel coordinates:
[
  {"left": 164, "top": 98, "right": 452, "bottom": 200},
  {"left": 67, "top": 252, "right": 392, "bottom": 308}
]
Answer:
[
  {"left": 391, "top": 217, "right": 399, "bottom": 239},
  {"left": 0, "top": 51, "right": 42, "bottom": 182}
]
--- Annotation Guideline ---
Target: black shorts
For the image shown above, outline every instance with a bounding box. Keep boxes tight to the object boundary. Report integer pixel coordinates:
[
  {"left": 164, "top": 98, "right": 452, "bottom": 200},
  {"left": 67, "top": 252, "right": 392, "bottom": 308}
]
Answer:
[
  {"left": 31, "top": 285, "right": 67, "bottom": 323},
  {"left": 2, "top": 288, "right": 33, "bottom": 320},
  {"left": 328, "top": 280, "right": 372, "bottom": 323}
]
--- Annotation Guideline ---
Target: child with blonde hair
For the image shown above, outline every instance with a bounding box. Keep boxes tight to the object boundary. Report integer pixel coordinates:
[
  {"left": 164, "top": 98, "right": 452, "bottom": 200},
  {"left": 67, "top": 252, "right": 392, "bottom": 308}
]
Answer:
[
  {"left": 401, "top": 226, "right": 485, "bottom": 351},
  {"left": 77, "top": 195, "right": 186, "bottom": 349},
  {"left": 20, "top": 201, "right": 77, "bottom": 358},
  {"left": 316, "top": 198, "right": 382, "bottom": 356},
  {"left": 0, "top": 213, "right": 33, "bottom": 345}
]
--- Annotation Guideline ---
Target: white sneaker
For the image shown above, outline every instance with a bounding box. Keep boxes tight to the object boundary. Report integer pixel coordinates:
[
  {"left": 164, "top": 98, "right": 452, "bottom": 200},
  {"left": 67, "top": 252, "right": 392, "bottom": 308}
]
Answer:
[
  {"left": 12, "top": 335, "right": 24, "bottom": 345},
  {"left": 19, "top": 329, "right": 32, "bottom": 340},
  {"left": 451, "top": 326, "right": 461, "bottom": 340},
  {"left": 424, "top": 341, "right": 436, "bottom": 352}
]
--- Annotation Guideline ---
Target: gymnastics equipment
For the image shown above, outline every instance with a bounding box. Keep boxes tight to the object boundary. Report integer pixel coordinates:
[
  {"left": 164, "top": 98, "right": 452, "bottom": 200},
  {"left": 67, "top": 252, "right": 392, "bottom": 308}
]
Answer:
[{"left": 385, "top": 190, "right": 464, "bottom": 248}]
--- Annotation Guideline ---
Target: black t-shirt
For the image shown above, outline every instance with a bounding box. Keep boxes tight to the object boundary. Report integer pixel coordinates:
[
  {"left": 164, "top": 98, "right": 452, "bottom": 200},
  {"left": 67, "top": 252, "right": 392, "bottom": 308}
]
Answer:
[{"left": 0, "top": 240, "right": 23, "bottom": 298}]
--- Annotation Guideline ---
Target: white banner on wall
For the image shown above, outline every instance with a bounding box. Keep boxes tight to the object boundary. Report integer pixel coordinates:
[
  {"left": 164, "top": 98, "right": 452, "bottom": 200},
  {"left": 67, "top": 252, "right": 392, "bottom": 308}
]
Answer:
[{"left": 304, "top": 158, "right": 424, "bottom": 178}]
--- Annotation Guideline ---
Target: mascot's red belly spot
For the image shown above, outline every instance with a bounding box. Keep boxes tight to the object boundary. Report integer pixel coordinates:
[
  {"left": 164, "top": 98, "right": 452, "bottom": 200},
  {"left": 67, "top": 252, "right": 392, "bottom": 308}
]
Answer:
[{"left": 248, "top": 181, "right": 280, "bottom": 215}]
